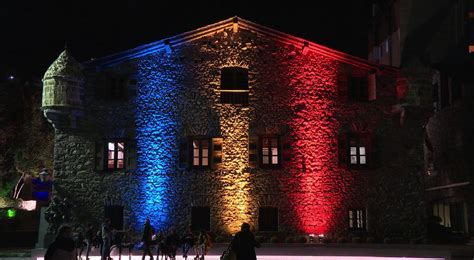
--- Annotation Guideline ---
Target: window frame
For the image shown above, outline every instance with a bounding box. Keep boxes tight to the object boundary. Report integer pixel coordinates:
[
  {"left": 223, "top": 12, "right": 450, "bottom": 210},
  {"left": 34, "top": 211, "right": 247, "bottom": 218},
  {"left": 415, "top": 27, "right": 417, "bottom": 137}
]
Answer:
[
  {"left": 432, "top": 199, "right": 468, "bottom": 233},
  {"left": 105, "top": 140, "right": 126, "bottom": 171},
  {"left": 348, "top": 134, "right": 369, "bottom": 169},
  {"left": 348, "top": 208, "right": 366, "bottom": 231},
  {"left": 348, "top": 76, "right": 369, "bottom": 102},
  {"left": 100, "top": 74, "right": 129, "bottom": 101},
  {"left": 258, "top": 206, "right": 279, "bottom": 232},
  {"left": 190, "top": 137, "right": 212, "bottom": 169},
  {"left": 191, "top": 206, "right": 211, "bottom": 231},
  {"left": 220, "top": 67, "right": 249, "bottom": 106},
  {"left": 259, "top": 136, "right": 282, "bottom": 169}
]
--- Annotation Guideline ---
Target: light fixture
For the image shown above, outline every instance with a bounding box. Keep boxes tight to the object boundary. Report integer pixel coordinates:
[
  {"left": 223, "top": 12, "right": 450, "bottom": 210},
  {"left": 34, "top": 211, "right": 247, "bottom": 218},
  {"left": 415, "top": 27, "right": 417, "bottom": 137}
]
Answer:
[{"left": 39, "top": 168, "right": 49, "bottom": 182}]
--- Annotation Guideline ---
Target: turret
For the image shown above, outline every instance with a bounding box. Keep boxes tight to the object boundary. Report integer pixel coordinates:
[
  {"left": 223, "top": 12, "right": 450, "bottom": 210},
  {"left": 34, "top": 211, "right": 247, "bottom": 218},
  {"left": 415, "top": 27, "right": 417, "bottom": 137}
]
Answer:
[{"left": 41, "top": 50, "right": 84, "bottom": 129}]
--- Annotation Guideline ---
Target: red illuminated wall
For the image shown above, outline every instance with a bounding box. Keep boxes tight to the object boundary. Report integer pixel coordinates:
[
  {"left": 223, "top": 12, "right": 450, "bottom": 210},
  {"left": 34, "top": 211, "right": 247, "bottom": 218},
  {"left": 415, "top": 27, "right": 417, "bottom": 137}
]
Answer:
[{"left": 247, "top": 41, "right": 395, "bottom": 236}]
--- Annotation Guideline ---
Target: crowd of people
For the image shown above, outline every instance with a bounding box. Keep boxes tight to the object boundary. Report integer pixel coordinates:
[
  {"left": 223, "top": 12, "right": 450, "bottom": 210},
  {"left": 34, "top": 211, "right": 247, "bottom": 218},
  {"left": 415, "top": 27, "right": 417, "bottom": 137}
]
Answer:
[{"left": 44, "top": 218, "right": 217, "bottom": 260}]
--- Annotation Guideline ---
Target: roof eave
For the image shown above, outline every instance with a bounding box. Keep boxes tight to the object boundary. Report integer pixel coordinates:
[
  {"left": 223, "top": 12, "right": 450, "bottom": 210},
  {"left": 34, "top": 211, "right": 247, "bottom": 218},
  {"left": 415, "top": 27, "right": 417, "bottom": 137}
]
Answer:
[{"left": 83, "top": 16, "right": 393, "bottom": 73}]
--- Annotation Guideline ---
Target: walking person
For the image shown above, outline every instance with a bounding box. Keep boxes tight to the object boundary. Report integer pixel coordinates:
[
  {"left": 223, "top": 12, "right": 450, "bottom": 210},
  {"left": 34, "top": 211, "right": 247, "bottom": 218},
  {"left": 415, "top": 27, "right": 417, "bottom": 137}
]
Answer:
[
  {"left": 80, "top": 223, "right": 95, "bottom": 260},
  {"left": 155, "top": 231, "right": 165, "bottom": 260},
  {"left": 231, "top": 223, "right": 260, "bottom": 260},
  {"left": 181, "top": 227, "right": 194, "bottom": 259},
  {"left": 141, "top": 218, "right": 155, "bottom": 260},
  {"left": 74, "top": 226, "right": 85, "bottom": 259},
  {"left": 101, "top": 218, "right": 113, "bottom": 260},
  {"left": 194, "top": 230, "right": 211, "bottom": 260},
  {"left": 165, "top": 228, "right": 180, "bottom": 260},
  {"left": 44, "top": 225, "right": 77, "bottom": 260}
]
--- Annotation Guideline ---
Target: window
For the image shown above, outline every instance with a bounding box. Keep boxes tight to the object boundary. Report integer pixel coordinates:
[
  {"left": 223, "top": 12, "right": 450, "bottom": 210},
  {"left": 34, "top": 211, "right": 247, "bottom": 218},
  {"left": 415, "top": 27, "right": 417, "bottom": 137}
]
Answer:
[
  {"left": 260, "top": 137, "right": 280, "bottom": 168},
  {"left": 220, "top": 67, "right": 249, "bottom": 105},
  {"left": 95, "top": 140, "right": 136, "bottom": 171},
  {"left": 433, "top": 200, "right": 467, "bottom": 233},
  {"left": 104, "top": 205, "right": 124, "bottom": 230},
  {"left": 259, "top": 207, "right": 278, "bottom": 231},
  {"left": 191, "top": 206, "right": 210, "bottom": 231},
  {"left": 179, "top": 137, "right": 222, "bottom": 170},
  {"left": 348, "top": 208, "right": 366, "bottom": 230},
  {"left": 107, "top": 141, "right": 125, "bottom": 170},
  {"left": 348, "top": 76, "right": 369, "bottom": 102},
  {"left": 348, "top": 135, "right": 369, "bottom": 168},
  {"left": 192, "top": 138, "right": 210, "bottom": 168},
  {"left": 98, "top": 75, "right": 128, "bottom": 101}
]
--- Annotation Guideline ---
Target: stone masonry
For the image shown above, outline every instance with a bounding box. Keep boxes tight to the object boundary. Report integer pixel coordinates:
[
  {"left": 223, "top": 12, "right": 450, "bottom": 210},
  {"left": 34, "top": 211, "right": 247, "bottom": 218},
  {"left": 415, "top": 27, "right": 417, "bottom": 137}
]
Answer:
[{"left": 43, "top": 18, "right": 426, "bottom": 241}]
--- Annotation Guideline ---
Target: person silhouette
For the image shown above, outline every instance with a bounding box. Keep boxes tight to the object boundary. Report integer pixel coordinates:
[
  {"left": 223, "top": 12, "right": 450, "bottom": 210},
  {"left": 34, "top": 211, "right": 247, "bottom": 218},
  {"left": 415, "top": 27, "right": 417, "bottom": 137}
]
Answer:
[{"left": 231, "top": 223, "right": 260, "bottom": 260}]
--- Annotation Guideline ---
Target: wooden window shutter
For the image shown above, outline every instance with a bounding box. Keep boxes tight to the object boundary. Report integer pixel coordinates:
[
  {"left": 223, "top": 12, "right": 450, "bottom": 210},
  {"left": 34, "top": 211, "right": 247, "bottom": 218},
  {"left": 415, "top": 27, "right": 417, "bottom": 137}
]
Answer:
[
  {"left": 348, "top": 76, "right": 369, "bottom": 101},
  {"left": 211, "top": 137, "right": 223, "bottom": 170},
  {"left": 361, "top": 77, "right": 369, "bottom": 101},
  {"left": 368, "top": 74, "right": 376, "bottom": 101},
  {"left": 248, "top": 136, "right": 259, "bottom": 168},
  {"left": 338, "top": 133, "right": 349, "bottom": 168},
  {"left": 125, "top": 140, "right": 137, "bottom": 170},
  {"left": 281, "top": 135, "right": 292, "bottom": 168},
  {"left": 365, "top": 135, "right": 375, "bottom": 169},
  {"left": 178, "top": 138, "right": 189, "bottom": 169},
  {"left": 348, "top": 76, "right": 358, "bottom": 101},
  {"left": 95, "top": 141, "right": 105, "bottom": 171}
]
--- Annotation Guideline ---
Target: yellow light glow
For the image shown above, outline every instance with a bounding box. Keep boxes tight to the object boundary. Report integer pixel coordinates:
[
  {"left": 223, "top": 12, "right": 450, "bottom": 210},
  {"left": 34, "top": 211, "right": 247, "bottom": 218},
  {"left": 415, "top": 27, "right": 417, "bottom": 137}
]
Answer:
[{"left": 218, "top": 104, "right": 254, "bottom": 234}]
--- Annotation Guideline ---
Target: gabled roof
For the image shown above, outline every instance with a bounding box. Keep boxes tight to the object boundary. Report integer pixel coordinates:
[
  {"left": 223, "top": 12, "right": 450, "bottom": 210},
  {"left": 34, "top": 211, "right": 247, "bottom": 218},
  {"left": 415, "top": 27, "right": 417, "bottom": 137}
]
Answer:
[{"left": 85, "top": 16, "right": 393, "bottom": 72}]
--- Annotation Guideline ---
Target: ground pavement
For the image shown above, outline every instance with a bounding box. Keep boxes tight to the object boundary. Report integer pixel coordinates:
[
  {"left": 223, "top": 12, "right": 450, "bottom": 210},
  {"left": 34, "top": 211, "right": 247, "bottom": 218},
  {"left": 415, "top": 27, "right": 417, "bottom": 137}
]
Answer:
[{"left": 1, "top": 243, "right": 474, "bottom": 260}]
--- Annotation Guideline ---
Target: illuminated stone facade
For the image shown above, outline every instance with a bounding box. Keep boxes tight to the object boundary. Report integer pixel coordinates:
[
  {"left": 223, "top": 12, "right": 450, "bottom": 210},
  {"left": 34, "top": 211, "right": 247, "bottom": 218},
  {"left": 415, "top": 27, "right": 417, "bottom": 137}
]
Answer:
[{"left": 44, "top": 17, "right": 425, "bottom": 240}]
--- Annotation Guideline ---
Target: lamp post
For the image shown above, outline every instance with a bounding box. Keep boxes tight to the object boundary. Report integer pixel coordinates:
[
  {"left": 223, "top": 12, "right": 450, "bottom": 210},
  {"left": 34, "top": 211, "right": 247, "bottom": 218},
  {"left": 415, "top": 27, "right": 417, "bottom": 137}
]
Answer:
[{"left": 39, "top": 168, "right": 49, "bottom": 182}]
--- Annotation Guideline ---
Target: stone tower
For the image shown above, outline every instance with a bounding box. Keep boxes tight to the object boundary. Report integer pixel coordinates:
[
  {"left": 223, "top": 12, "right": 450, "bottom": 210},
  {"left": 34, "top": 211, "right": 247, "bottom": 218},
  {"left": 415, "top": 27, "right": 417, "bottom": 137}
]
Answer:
[{"left": 42, "top": 50, "right": 84, "bottom": 129}]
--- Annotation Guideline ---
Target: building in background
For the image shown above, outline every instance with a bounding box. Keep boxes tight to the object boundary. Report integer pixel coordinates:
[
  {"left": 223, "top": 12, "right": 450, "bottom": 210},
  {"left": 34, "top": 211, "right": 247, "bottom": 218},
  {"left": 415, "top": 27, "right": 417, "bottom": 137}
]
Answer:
[
  {"left": 41, "top": 17, "right": 427, "bottom": 241},
  {"left": 369, "top": 0, "right": 474, "bottom": 239}
]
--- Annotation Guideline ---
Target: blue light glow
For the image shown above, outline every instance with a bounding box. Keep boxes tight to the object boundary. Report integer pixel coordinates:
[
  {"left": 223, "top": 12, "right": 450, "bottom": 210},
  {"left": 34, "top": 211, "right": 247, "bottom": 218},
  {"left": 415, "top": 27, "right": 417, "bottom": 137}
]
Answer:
[{"left": 129, "top": 52, "right": 183, "bottom": 230}]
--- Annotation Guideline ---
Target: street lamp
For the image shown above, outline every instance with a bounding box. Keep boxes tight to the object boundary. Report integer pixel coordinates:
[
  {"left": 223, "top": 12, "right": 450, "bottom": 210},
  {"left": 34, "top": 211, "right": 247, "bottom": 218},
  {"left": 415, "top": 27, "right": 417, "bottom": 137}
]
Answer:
[{"left": 39, "top": 168, "right": 49, "bottom": 182}]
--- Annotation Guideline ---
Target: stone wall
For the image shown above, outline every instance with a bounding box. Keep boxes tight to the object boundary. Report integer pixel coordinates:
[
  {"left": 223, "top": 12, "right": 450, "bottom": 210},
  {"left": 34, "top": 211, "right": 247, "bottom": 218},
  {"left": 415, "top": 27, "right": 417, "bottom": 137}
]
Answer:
[{"left": 51, "top": 27, "right": 425, "bottom": 240}]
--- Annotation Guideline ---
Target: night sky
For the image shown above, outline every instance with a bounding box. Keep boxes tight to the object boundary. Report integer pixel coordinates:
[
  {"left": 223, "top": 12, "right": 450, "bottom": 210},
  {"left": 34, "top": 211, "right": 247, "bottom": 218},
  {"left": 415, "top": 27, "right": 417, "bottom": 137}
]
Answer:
[{"left": 1, "top": 0, "right": 370, "bottom": 80}]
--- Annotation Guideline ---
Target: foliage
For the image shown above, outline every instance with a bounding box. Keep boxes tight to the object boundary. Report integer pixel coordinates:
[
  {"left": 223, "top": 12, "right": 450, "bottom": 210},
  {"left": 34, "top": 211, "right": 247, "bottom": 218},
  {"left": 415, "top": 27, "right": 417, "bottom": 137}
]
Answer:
[
  {"left": 0, "top": 181, "right": 14, "bottom": 198},
  {"left": 295, "top": 236, "right": 307, "bottom": 243},
  {"left": 0, "top": 79, "right": 54, "bottom": 200},
  {"left": 270, "top": 236, "right": 280, "bottom": 243},
  {"left": 336, "top": 237, "right": 348, "bottom": 243},
  {"left": 255, "top": 235, "right": 265, "bottom": 244}
]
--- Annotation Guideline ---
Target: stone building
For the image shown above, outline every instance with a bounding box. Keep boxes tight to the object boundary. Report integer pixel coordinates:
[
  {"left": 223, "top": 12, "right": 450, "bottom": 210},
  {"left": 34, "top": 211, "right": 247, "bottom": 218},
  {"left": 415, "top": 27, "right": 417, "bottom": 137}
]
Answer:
[
  {"left": 42, "top": 17, "right": 425, "bottom": 240},
  {"left": 369, "top": 0, "right": 474, "bottom": 240}
]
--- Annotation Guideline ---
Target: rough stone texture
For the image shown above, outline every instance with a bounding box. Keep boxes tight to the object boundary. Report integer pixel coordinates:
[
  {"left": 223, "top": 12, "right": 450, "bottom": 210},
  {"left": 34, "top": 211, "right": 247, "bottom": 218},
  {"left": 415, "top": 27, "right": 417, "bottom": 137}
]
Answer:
[
  {"left": 47, "top": 27, "right": 425, "bottom": 241},
  {"left": 42, "top": 50, "right": 84, "bottom": 108}
]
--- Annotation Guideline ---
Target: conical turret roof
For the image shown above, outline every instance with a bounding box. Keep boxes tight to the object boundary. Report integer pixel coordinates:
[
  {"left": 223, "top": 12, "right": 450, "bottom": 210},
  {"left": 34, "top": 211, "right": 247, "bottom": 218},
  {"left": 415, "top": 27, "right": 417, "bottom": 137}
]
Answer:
[{"left": 43, "top": 50, "right": 83, "bottom": 80}]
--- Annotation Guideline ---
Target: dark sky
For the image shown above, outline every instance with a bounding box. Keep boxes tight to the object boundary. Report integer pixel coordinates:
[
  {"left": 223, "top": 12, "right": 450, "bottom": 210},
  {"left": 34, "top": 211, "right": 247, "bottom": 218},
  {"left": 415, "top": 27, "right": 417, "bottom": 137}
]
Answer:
[{"left": 1, "top": 0, "right": 370, "bottom": 80}]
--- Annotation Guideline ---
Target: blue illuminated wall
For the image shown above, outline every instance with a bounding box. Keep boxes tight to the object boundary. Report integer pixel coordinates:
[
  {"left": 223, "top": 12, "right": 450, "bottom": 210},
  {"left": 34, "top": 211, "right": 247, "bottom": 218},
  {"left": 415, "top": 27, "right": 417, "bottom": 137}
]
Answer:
[{"left": 130, "top": 51, "right": 183, "bottom": 230}]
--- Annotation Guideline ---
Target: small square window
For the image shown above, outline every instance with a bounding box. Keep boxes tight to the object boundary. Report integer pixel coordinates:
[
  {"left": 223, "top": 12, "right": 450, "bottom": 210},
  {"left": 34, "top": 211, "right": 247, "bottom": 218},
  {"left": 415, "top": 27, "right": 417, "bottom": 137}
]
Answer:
[
  {"left": 101, "top": 76, "right": 128, "bottom": 101},
  {"left": 191, "top": 206, "right": 210, "bottom": 231},
  {"left": 260, "top": 137, "right": 281, "bottom": 168},
  {"left": 259, "top": 207, "right": 278, "bottom": 231},
  {"left": 106, "top": 141, "right": 126, "bottom": 170},
  {"left": 348, "top": 76, "right": 369, "bottom": 102},
  {"left": 220, "top": 67, "right": 249, "bottom": 105},
  {"left": 191, "top": 138, "right": 211, "bottom": 168},
  {"left": 348, "top": 208, "right": 366, "bottom": 230},
  {"left": 348, "top": 135, "right": 369, "bottom": 168}
]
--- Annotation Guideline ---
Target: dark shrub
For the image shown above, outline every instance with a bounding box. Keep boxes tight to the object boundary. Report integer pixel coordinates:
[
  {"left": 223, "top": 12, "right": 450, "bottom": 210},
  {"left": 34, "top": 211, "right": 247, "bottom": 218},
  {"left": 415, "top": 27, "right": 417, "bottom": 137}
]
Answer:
[{"left": 296, "top": 236, "right": 307, "bottom": 243}]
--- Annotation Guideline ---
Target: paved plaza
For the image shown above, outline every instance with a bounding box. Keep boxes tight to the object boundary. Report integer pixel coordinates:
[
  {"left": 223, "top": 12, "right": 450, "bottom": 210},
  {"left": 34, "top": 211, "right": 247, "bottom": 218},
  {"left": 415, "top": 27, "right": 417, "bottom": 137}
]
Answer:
[{"left": 21, "top": 243, "right": 474, "bottom": 260}]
